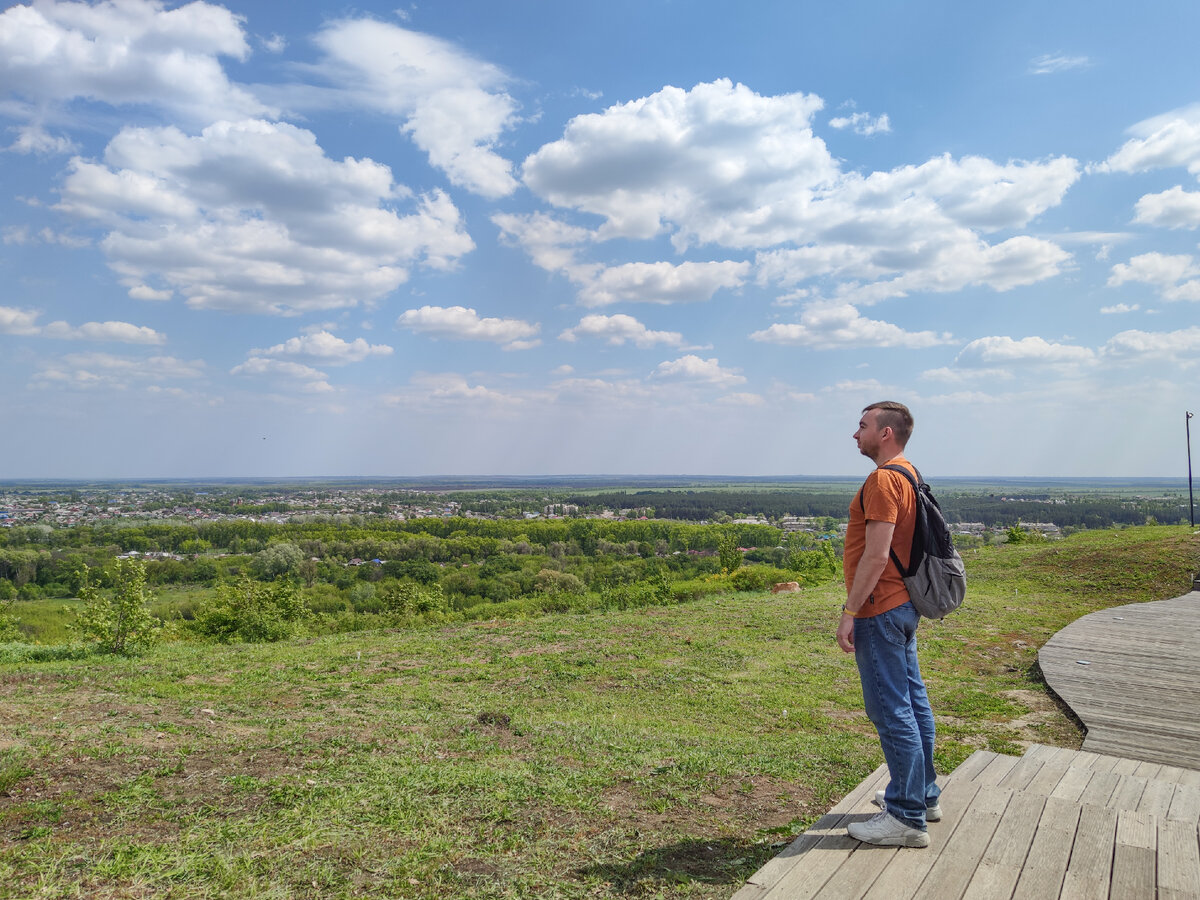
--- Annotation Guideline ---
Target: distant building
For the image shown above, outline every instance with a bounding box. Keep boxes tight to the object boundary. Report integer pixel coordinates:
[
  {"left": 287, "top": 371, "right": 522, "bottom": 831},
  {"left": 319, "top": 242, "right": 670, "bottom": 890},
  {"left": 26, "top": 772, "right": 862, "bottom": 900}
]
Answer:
[{"left": 780, "top": 516, "right": 823, "bottom": 533}]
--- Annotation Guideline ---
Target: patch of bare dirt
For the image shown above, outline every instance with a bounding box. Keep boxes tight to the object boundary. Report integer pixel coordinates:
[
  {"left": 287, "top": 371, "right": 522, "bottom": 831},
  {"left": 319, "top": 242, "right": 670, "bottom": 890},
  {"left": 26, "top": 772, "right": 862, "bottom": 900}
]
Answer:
[{"left": 1000, "top": 688, "right": 1084, "bottom": 749}]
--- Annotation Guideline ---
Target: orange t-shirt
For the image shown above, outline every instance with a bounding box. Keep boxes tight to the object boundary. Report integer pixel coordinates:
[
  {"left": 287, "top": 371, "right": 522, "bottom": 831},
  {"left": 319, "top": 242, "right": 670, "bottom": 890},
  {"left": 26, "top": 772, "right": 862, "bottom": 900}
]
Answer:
[{"left": 843, "top": 456, "right": 917, "bottom": 617}]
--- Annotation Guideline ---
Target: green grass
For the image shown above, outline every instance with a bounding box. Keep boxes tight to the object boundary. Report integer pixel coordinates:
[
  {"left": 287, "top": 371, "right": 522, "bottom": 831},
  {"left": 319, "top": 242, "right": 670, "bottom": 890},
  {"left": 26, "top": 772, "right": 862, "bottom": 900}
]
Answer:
[{"left": 0, "top": 525, "right": 1196, "bottom": 898}]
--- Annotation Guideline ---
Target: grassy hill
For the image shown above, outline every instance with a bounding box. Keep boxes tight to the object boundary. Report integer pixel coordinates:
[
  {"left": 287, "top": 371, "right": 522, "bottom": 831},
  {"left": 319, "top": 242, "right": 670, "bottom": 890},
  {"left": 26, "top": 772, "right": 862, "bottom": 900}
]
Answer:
[{"left": 1, "top": 526, "right": 1196, "bottom": 899}]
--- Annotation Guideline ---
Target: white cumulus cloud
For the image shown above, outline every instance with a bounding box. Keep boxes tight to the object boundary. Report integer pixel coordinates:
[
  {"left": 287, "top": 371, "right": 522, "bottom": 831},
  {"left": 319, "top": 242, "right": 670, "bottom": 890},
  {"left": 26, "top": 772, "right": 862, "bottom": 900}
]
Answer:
[
  {"left": 1133, "top": 186, "right": 1200, "bottom": 229},
  {"left": 0, "top": 0, "right": 267, "bottom": 126},
  {"left": 0, "top": 305, "right": 164, "bottom": 343},
  {"left": 0, "top": 305, "right": 42, "bottom": 335},
  {"left": 522, "top": 79, "right": 833, "bottom": 246},
  {"left": 396, "top": 305, "right": 540, "bottom": 350},
  {"left": 575, "top": 260, "right": 750, "bottom": 307},
  {"left": 300, "top": 19, "right": 519, "bottom": 198},
  {"left": 257, "top": 331, "right": 392, "bottom": 365},
  {"left": 1103, "top": 327, "right": 1200, "bottom": 363},
  {"left": 955, "top": 336, "right": 1095, "bottom": 367},
  {"left": 559, "top": 314, "right": 687, "bottom": 348},
  {"left": 829, "top": 111, "right": 891, "bottom": 136},
  {"left": 32, "top": 352, "right": 203, "bottom": 390},
  {"left": 384, "top": 373, "right": 523, "bottom": 409},
  {"left": 8, "top": 124, "right": 77, "bottom": 155},
  {"left": 515, "top": 80, "right": 1077, "bottom": 306},
  {"left": 1099, "top": 104, "right": 1200, "bottom": 177},
  {"left": 1108, "top": 252, "right": 1200, "bottom": 301},
  {"left": 652, "top": 355, "right": 746, "bottom": 387},
  {"left": 231, "top": 357, "right": 333, "bottom": 393},
  {"left": 749, "top": 302, "right": 952, "bottom": 349},
  {"left": 55, "top": 119, "right": 474, "bottom": 315}
]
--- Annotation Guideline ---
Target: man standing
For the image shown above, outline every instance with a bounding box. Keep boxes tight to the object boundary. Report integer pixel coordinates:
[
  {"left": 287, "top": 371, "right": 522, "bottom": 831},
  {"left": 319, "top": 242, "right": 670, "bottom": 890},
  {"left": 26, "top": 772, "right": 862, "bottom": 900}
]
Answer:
[{"left": 838, "top": 401, "right": 940, "bottom": 848}]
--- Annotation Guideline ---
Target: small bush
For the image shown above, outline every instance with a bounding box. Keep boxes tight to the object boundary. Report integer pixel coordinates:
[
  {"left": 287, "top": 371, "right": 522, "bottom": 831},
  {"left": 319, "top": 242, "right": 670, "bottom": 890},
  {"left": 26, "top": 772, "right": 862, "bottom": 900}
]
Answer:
[
  {"left": 191, "top": 578, "right": 307, "bottom": 643},
  {"left": 378, "top": 582, "right": 448, "bottom": 617},
  {"left": 74, "top": 559, "right": 160, "bottom": 655},
  {"left": 304, "top": 584, "right": 347, "bottom": 615},
  {"left": 728, "top": 565, "right": 781, "bottom": 592},
  {"left": 0, "top": 597, "right": 21, "bottom": 643}
]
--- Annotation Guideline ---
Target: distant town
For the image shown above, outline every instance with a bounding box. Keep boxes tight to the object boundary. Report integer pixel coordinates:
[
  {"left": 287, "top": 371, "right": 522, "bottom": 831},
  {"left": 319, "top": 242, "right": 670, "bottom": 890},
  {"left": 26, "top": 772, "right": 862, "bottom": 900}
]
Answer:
[{"left": 2, "top": 478, "right": 1186, "bottom": 537}]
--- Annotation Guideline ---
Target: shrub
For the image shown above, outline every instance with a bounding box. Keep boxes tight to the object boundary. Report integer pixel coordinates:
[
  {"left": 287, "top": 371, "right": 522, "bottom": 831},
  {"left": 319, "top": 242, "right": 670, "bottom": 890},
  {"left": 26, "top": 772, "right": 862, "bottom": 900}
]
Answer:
[
  {"left": 598, "top": 572, "right": 671, "bottom": 611},
  {"left": 74, "top": 559, "right": 159, "bottom": 655},
  {"left": 727, "top": 564, "right": 780, "bottom": 592},
  {"left": 378, "top": 582, "right": 448, "bottom": 617},
  {"left": 304, "top": 584, "right": 347, "bottom": 615},
  {"left": 192, "top": 578, "right": 307, "bottom": 643},
  {"left": 533, "top": 568, "right": 585, "bottom": 595},
  {"left": 0, "top": 598, "right": 21, "bottom": 643}
]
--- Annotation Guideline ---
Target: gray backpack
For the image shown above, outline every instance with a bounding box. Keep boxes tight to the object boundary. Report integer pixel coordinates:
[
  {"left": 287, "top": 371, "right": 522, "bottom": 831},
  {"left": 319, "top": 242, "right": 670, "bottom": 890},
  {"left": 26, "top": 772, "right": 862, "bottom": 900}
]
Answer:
[{"left": 862, "top": 465, "right": 966, "bottom": 619}]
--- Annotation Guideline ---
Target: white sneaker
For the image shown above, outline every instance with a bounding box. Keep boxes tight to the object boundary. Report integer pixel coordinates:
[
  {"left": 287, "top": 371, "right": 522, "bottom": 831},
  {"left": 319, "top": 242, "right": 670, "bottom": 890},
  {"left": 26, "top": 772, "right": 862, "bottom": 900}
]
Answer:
[
  {"left": 874, "top": 789, "right": 942, "bottom": 822},
  {"left": 848, "top": 809, "right": 930, "bottom": 848}
]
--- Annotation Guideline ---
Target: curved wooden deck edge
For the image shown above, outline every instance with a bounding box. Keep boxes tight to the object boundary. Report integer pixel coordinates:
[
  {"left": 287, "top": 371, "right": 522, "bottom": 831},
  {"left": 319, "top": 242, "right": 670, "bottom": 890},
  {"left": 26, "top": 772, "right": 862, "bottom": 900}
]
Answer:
[{"left": 1038, "top": 589, "right": 1200, "bottom": 771}]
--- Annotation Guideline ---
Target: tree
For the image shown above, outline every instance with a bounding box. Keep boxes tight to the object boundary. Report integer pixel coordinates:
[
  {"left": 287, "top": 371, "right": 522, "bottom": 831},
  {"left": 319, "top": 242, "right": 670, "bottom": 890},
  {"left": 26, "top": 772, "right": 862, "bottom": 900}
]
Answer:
[
  {"left": 252, "top": 542, "right": 303, "bottom": 579},
  {"left": 193, "top": 578, "right": 307, "bottom": 643},
  {"left": 717, "top": 530, "right": 742, "bottom": 574},
  {"left": 76, "top": 559, "right": 158, "bottom": 654}
]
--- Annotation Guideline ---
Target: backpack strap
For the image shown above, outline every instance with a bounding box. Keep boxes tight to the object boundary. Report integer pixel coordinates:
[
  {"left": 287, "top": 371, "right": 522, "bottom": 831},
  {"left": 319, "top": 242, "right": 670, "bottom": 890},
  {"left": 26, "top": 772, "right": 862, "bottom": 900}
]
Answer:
[{"left": 872, "top": 464, "right": 921, "bottom": 576}]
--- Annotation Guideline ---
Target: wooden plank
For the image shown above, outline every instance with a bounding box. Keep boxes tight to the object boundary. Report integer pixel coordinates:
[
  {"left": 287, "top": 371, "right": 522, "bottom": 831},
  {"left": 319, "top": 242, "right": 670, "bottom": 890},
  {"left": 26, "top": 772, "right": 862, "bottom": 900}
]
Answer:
[
  {"left": 971, "top": 752, "right": 1020, "bottom": 788},
  {"left": 808, "top": 761, "right": 996, "bottom": 900},
  {"left": 1022, "top": 750, "right": 1075, "bottom": 797},
  {"left": 978, "top": 791, "right": 1046, "bottom": 869},
  {"left": 750, "top": 769, "right": 897, "bottom": 900},
  {"left": 951, "top": 750, "right": 1003, "bottom": 783},
  {"left": 1009, "top": 797, "right": 1081, "bottom": 900},
  {"left": 1021, "top": 744, "right": 1061, "bottom": 765},
  {"left": 1157, "top": 762, "right": 1200, "bottom": 784},
  {"left": 909, "top": 786, "right": 1010, "bottom": 900},
  {"left": 1058, "top": 803, "right": 1117, "bottom": 900},
  {"left": 1082, "top": 732, "right": 1200, "bottom": 773},
  {"left": 1110, "top": 809, "right": 1157, "bottom": 899},
  {"left": 1168, "top": 784, "right": 1200, "bottom": 824},
  {"left": 731, "top": 764, "right": 891, "bottom": 899},
  {"left": 1067, "top": 749, "right": 1109, "bottom": 770},
  {"left": 1107, "top": 774, "right": 1147, "bottom": 811},
  {"left": 1133, "top": 761, "right": 1162, "bottom": 778},
  {"left": 1084, "top": 754, "right": 1120, "bottom": 775},
  {"left": 1049, "top": 764, "right": 1095, "bottom": 803},
  {"left": 1112, "top": 760, "right": 1146, "bottom": 780},
  {"left": 1158, "top": 818, "right": 1200, "bottom": 900},
  {"left": 1077, "top": 771, "right": 1119, "bottom": 807},
  {"left": 961, "top": 860, "right": 1025, "bottom": 900},
  {"left": 1137, "top": 777, "right": 1177, "bottom": 818},
  {"left": 859, "top": 780, "right": 984, "bottom": 900},
  {"left": 1000, "top": 755, "right": 1047, "bottom": 792}
]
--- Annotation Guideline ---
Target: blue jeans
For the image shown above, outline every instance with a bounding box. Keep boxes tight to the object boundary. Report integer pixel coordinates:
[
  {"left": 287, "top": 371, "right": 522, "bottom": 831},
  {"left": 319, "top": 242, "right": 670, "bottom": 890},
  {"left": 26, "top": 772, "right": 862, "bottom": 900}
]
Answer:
[{"left": 854, "top": 600, "right": 940, "bottom": 830}]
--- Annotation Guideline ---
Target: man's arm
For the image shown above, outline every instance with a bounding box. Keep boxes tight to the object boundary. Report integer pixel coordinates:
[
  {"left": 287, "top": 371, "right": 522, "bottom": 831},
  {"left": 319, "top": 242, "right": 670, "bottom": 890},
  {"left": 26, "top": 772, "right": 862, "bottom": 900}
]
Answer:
[{"left": 836, "top": 519, "right": 896, "bottom": 653}]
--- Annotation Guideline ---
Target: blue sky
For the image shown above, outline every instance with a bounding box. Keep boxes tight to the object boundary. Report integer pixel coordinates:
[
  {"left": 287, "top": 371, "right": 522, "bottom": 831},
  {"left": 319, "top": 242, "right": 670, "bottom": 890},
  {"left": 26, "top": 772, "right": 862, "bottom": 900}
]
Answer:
[{"left": 2, "top": 0, "right": 1199, "bottom": 478}]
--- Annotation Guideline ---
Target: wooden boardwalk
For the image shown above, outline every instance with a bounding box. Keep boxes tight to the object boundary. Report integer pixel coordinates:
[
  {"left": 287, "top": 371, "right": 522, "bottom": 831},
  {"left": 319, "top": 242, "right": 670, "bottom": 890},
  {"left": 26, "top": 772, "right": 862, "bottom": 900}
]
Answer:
[
  {"left": 1038, "top": 590, "right": 1200, "bottom": 770},
  {"left": 733, "top": 590, "right": 1200, "bottom": 899}
]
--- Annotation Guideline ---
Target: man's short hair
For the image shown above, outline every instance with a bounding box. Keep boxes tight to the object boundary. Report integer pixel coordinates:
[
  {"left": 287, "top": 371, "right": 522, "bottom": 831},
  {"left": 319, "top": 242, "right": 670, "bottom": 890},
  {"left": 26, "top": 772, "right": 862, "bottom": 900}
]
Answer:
[{"left": 863, "top": 401, "right": 914, "bottom": 447}]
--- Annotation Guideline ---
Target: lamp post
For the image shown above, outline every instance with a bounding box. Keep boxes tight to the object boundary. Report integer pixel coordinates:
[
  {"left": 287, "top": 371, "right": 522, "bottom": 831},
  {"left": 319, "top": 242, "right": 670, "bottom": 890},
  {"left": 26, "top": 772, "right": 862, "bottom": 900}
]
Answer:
[{"left": 1188, "top": 411, "right": 1195, "bottom": 529}]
